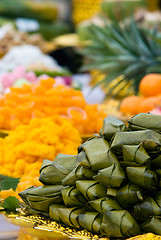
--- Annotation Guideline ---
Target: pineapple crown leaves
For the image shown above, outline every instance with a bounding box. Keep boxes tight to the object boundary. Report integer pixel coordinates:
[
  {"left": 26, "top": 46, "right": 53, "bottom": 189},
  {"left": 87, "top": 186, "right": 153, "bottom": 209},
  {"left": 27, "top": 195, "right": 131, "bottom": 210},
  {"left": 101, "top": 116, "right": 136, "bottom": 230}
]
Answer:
[{"left": 80, "top": 17, "right": 161, "bottom": 96}]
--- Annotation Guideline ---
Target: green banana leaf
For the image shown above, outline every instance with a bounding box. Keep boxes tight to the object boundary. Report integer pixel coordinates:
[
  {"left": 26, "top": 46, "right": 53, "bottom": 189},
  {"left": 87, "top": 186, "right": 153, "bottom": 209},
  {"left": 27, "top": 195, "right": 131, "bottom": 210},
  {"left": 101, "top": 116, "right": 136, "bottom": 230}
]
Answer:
[
  {"left": 122, "top": 145, "right": 150, "bottom": 166},
  {"left": 70, "top": 208, "right": 83, "bottom": 229},
  {"left": 76, "top": 180, "right": 107, "bottom": 201},
  {"left": 101, "top": 210, "right": 141, "bottom": 238},
  {"left": 78, "top": 212, "right": 102, "bottom": 233},
  {"left": 141, "top": 140, "right": 161, "bottom": 154},
  {"left": 128, "top": 113, "right": 161, "bottom": 133},
  {"left": 89, "top": 197, "right": 122, "bottom": 213},
  {"left": 99, "top": 116, "right": 127, "bottom": 141},
  {"left": 57, "top": 207, "right": 83, "bottom": 228},
  {"left": 115, "top": 183, "right": 143, "bottom": 209},
  {"left": 126, "top": 166, "right": 158, "bottom": 190},
  {"left": 19, "top": 185, "right": 64, "bottom": 212},
  {"left": 49, "top": 204, "right": 65, "bottom": 222},
  {"left": 155, "top": 190, "right": 161, "bottom": 207},
  {"left": 61, "top": 186, "right": 87, "bottom": 207},
  {"left": 39, "top": 154, "right": 77, "bottom": 185},
  {"left": 111, "top": 130, "right": 161, "bottom": 154},
  {"left": 80, "top": 137, "right": 111, "bottom": 171},
  {"left": 62, "top": 165, "right": 96, "bottom": 186},
  {"left": 77, "top": 137, "right": 96, "bottom": 153},
  {"left": 107, "top": 149, "right": 119, "bottom": 164},
  {"left": 134, "top": 198, "right": 161, "bottom": 221},
  {"left": 93, "top": 163, "right": 126, "bottom": 187},
  {"left": 141, "top": 217, "right": 161, "bottom": 235},
  {"left": 151, "top": 155, "right": 161, "bottom": 169},
  {"left": 28, "top": 197, "right": 62, "bottom": 212},
  {"left": 154, "top": 169, "right": 161, "bottom": 177},
  {"left": 76, "top": 151, "right": 90, "bottom": 167},
  {"left": 107, "top": 188, "right": 118, "bottom": 197}
]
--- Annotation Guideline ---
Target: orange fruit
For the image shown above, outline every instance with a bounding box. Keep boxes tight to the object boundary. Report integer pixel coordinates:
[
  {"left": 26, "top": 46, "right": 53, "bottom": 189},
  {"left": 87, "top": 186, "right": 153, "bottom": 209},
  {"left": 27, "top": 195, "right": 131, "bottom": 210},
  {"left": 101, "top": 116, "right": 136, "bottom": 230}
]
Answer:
[
  {"left": 120, "top": 95, "right": 143, "bottom": 115},
  {"left": 139, "top": 96, "right": 161, "bottom": 113},
  {"left": 139, "top": 73, "right": 161, "bottom": 97}
]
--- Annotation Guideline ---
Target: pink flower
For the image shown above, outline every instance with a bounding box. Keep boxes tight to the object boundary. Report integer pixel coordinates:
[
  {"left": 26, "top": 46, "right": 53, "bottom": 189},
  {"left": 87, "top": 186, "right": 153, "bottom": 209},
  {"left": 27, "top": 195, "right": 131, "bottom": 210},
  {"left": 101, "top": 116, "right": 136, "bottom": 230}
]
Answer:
[
  {"left": 1, "top": 73, "right": 13, "bottom": 89},
  {"left": 25, "top": 72, "right": 37, "bottom": 82},
  {"left": 0, "top": 65, "right": 38, "bottom": 90},
  {"left": 54, "top": 76, "right": 65, "bottom": 86},
  {"left": 13, "top": 65, "right": 25, "bottom": 78}
]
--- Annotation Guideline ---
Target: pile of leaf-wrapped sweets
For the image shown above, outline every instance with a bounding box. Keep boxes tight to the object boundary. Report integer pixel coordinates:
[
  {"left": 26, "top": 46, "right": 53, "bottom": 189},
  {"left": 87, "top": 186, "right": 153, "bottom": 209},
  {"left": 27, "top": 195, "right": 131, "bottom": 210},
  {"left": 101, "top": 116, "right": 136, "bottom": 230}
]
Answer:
[{"left": 19, "top": 113, "right": 161, "bottom": 238}]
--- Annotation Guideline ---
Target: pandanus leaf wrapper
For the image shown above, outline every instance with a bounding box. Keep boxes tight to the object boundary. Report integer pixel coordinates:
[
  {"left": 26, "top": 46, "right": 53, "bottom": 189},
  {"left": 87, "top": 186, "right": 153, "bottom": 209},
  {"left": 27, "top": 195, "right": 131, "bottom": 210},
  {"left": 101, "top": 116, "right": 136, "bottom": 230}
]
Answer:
[
  {"left": 89, "top": 197, "right": 122, "bottom": 213},
  {"left": 80, "top": 137, "right": 110, "bottom": 171},
  {"left": 115, "top": 183, "right": 143, "bottom": 209},
  {"left": 49, "top": 204, "right": 65, "bottom": 222},
  {"left": 39, "top": 154, "right": 77, "bottom": 185},
  {"left": 101, "top": 210, "right": 141, "bottom": 238},
  {"left": 19, "top": 113, "right": 161, "bottom": 238},
  {"left": 61, "top": 186, "right": 87, "bottom": 207},
  {"left": 111, "top": 130, "right": 161, "bottom": 154},
  {"left": 19, "top": 185, "right": 64, "bottom": 211},
  {"left": 78, "top": 212, "right": 102, "bottom": 233},
  {"left": 126, "top": 166, "right": 158, "bottom": 190},
  {"left": 93, "top": 163, "right": 126, "bottom": 188},
  {"left": 62, "top": 165, "right": 95, "bottom": 186},
  {"left": 57, "top": 207, "right": 83, "bottom": 228},
  {"left": 76, "top": 180, "right": 107, "bottom": 201},
  {"left": 78, "top": 137, "right": 95, "bottom": 153},
  {"left": 134, "top": 198, "right": 161, "bottom": 221},
  {"left": 151, "top": 155, "right": 161, "bottom": 169},
  {"left": 122, "top": 145, "right": 150, "bottom": 166},
  {"left": 76, "top": 151, "right": 90, "bottom": 167},
  {"left": 128, "top": 113, "right": 161, "bottom": 133},
  {"left": 154, "top": 169, "right": 161, "bottom": 177},
  {"left": 155, "top": 191, "right": 161, "bottom": 207},
  {"left": 141, "top": 217, "right": 161, "bottom": 235},
  {"left": 141, "top": 140, "right": 161, "bottom": 154},
  {"left": 99, "top": 116, "right": 127, "bottom": 141}
]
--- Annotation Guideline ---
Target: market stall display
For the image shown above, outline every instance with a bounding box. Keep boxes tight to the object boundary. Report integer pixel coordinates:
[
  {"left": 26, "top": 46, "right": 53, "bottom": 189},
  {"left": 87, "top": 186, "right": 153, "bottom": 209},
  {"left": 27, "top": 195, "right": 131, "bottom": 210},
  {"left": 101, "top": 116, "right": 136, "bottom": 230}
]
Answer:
[
  {"left": 2, "top": 2, "right": 161, "bottom": 239},
  {"left": 17, "top": 113, "right": 161, "bottom": 238}
]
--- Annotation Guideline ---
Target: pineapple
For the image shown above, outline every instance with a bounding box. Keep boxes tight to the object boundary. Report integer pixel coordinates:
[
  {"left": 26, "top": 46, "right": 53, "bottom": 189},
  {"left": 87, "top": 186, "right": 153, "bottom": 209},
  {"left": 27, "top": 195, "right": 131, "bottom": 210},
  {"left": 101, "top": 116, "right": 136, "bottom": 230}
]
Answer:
[{"left": 81, "top": 18, "right": 161, "bottom": 96}]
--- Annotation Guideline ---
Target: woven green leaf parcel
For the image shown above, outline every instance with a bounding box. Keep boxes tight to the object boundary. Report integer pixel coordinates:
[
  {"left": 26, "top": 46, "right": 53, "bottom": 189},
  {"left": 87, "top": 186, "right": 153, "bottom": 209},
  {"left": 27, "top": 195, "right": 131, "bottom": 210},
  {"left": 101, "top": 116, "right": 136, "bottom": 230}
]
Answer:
[{"left": 19, "top": 113, "right": 161, "bottom": 237}]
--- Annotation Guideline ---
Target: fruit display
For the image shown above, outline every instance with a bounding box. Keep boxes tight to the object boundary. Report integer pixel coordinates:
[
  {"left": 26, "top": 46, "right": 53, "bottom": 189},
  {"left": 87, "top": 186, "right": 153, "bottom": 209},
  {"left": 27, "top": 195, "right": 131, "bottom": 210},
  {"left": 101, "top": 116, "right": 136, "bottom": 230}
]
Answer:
[
  {"left": 81, "top": 17, "right": 161, "bottom": 97},
  {"left": 120, "top": 73, "right": 161, "bottom": 115},
  {"left": 0, "top": 77, "right": 106, "bottom": 134},
  {"left": 0, "top": 116, "right": 81, "bottom": 200},
  {"left": 19, "top": 113, "right": 161, "bottom": 237}
]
